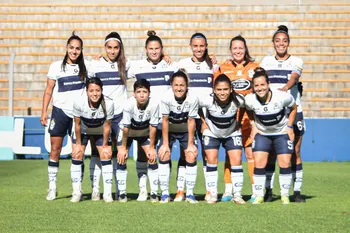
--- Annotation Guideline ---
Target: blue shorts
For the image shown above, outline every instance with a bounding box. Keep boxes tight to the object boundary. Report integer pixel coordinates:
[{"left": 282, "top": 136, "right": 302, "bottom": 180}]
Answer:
[
  {"left": 81, "top": 134, "right": 104, "bottom": 146},
  {"left": 159, "top": 132, "right": 197, "bottom": 150},
  {"left": 48, "top": 106, "right": 73, "bottom": 137},
  {"left": 253, "top": 134, "right": 294, "bottom": 155},
  {"left": 202, "top": 135, "right": 243, "bottom": 151},
  {"left": 293, "top": 112, "right": 306, "bottom": 137},
  {"left": 117, "top": 136, "right": 150, "bottom": 149},
  {"left": 111, "top": 113, "right": 123, "bottom": 138},
  {"left": 195, "top": 118, "right": 203, "bottom": 144}
]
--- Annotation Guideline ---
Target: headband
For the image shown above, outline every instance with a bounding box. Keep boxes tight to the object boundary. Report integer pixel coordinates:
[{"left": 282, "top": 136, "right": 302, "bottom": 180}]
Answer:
[{"left": 105, "top": 37, "right": 121, "bottom": 44}]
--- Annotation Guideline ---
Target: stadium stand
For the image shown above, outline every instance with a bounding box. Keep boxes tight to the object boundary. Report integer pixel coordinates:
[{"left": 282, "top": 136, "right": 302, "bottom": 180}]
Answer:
[{"left": 0, "top": 3, "right": 349, "bottom": 117}]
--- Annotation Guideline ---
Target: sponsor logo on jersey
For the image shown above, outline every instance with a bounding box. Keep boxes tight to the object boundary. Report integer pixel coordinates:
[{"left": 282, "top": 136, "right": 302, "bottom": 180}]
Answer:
[{"left": 231, "top": 79, "right": 251, "bottom": 91}]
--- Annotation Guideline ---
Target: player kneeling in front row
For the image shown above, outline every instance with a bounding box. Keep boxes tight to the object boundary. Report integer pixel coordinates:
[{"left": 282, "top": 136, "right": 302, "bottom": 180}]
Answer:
[
  {"left": 199, "top": 74, "right": 245, "bottom": 204},
  {"left": 116, "top": 79, "right": 160, "bottom": 203},
  {"left": 158, "top": 70, "right": 199, "bottom": 203},
  {"left": 245, "top": 68, "right": 296, "bottom": 205},
  {"left": 72, "top": 77, "right": 114, "bottom": 203}
]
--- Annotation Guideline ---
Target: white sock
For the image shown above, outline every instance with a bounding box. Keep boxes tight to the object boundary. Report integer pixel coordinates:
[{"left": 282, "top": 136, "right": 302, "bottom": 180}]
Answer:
[
  {"left": 89, "top": 156, "right": 101, "bottom": 190},
  {"left": 279, "top": 167, "right": 292, "bottom": 196},
  {"left": 116, "top": 163, "right": 127, "bottom": 195},
  {"left": 206, "top": 163, "right": 218, "bottom": 194},
  {"left": 253, "top": 168, "right": 266, "bottom": 197},
  {"left": 224, "top": 183, "right": 233, "bottom": 195},
  {"left": 112, "top": 157, "right": 119, "bottom": 194},
  {"left": 48, "top": 160, "right": 59, "bottom": 190},
  {"left": 231, "top": 165, "right": 244, "bottom": 198},
  {"left": 177, "top": 158, "right": 186, "bottom": 191},
  {"left": 203, "top": 165, "right": 209, "bottom": 192},
  {"left": 148, "top": 163, "right": 159, "bottom": 195},
  {"left": 185, "top": 161, "right": 197, "bottom": 196},
  {"left": 159, "top": 161, "right": 170, "bottom": 196},
  {"left": 136, "top": 160, "right": 148, "bottom": 192},
  {"left": 293, "top": 164, "right": 303, "bottom": 192},
  {"left": 265, "top": 164, "right": 275, "bottom": 190},
  {"left": 101, "top": 160, "right": 113, "bottom": 197},
  {"left": 71, "top": 159, "right": 83, "bottom": 194}
]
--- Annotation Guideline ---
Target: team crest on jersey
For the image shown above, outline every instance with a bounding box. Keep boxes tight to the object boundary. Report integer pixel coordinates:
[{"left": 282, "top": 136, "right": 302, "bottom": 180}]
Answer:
[
  {"left": 237, "top": 70, "right": 243, "bottom": 76},
  {"left": 146, "top": 110, "right": 151, "bottom": 118},
  {"left": 263, "top": 107, "right": 268, "bottom": 112},
  {"left": 273, "top": 102, "right": 280, "bottom": 110},
  {"left": 92, "top": 112, "right": 96, "bottom": 117},
  {"left": 152, "top": 66, "right": 156, "bottom": 69},
  {"left": 203, "top": 136, "right": 210, "bottom": 146},
  {"left": 49, "top": 119, "right": 55, "bottom": 130},
  {"left": 196, "top": 66, "right": 200, "bottom": 70},
  {"left": 74, "top": 69, "right": 78, "bottom": 73},
  {"left": 111, "top": 64, "right": 115, "bottom": 69},
  {"left": 248, "top": 69, "right": 255, "bottom": 78}
]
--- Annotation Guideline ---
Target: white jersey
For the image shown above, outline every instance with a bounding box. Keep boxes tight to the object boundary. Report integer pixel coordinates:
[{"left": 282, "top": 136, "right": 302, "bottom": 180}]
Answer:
[
  {"left": 73, "top": 96, "right": 114, "bottom": 135},
  {"left": 120, "top": 97, "right": 160, "bottom": 137},
  {"left": 245, "top": 90, "right": 295, "bottom": 136},
  {"left": 260, "top": 55, "right": 303, "bottom": 113},
  {"left": 88, "top": 57, "right": 131, "bottom": 116},
  {"left": 178, "top": 57, "right": 219, "bottom": 99},
  {"left": 128, "top": 59, "right": 178, "bottom": 100},
  {"left": 199, "top": 94, "right": 244, "bottom": 138},
  {"left": 47, "top": 60, "right": 86, "bottom": 118},
  {"left": 160, "top": 90, "right": 199, "bottom": 133}
]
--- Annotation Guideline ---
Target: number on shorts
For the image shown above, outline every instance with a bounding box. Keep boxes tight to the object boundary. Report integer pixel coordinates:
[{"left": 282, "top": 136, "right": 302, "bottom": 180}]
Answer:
[
  {"left": 233, "top": 136, "right": 242, "bottom": 146},
  {"left": 297, "top": 120, "right": 303, "bottom": 131},
  {"left": 287, "top": 140, "right": 293, "bottom": 150}
]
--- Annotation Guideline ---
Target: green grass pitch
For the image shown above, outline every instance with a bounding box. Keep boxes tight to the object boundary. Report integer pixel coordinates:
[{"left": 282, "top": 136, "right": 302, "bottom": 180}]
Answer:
[{"left": 0, "top": 160, "right": 349, "bottom": 232}]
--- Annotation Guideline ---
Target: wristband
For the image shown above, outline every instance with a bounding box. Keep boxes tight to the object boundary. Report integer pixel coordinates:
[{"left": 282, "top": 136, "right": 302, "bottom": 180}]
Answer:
[{"left": 287, "top": 125, "right": 293, "bottom": 129}]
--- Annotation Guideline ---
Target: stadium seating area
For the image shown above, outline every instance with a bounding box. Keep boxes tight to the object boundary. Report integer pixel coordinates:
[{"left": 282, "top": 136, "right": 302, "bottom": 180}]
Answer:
[{"left": 0, "top": 3, "right": 349, "bottom": 117}]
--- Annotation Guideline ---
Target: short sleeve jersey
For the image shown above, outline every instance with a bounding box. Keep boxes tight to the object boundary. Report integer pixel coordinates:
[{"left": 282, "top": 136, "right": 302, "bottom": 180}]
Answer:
[
  {"left": 199, "top": 94, "right": 244, "bottom": 138},
  {"left": 120, "top": 97, "right": 160, "bottom": 138},
  {"left": 47, "top": 60, "right": 86, "bottom": 118},
  {"left": 260, "top": 55, "right": 303, "bottom": 112},
  {"left": 161, "top": 90, "right": 199, "bottom": 133},
  {"left": 73, "top": 96, "right": 114, "bottom": 135},
  {"left": 245, "top": 90, "right": 295, "bottom": 136}
]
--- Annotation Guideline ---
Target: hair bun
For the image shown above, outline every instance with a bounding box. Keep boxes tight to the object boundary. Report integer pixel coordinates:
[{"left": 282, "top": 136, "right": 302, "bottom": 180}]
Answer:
[
  {"left": 147, "top": 30, "right": 156, "bottom": 37},
  {"left": 277, "top": 25, "right": 288, "bottom": 33}
]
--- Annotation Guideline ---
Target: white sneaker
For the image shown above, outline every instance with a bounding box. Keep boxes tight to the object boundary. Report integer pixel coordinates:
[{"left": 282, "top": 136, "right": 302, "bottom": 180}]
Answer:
[
  {"left": 70, "top": 192, "right": 83, "bottom": 203},
  {"left": 46, "top": 189, "right": 57, "bottom": 201},
  {"left": 206, "top": 192, "right": 218, "bottom": 204},
  {"left": 103, "top": 193, "right": 114, "bottom": 203},
  {"left": 232, "top": 195, "right": 246, "bottom": 204},
  {"left": 137, "top": 190, "right": 148, "bottom": 202},
  {"left": 118, "top": 193, "right": 128, "bottom": 203},
  {"left": 91, "top": 189, "right": 100, "bottom": 201}
]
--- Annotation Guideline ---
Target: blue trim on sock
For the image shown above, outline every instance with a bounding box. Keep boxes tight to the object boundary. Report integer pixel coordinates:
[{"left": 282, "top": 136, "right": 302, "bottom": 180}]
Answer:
[
  {"left": 203, "top": 160, "right": 207, "bottom": 167},
  {"left": 296, "top": 163, "right": 302, "bottom": 171},
  {"left": 186, "top": 161, "right": 197, "bottom": 167},
  {"left": 178, "top": 158, "right": 186, "bottom": 167},
  {"left": 206, "top": 164, "right": 217, "bottom": 172},
  {"left": 48, "top": 161, "right": 59, "bottom": 167},
  {"left": 159, "top": 160, "right": 170, "bottom": 165},
  {"left": 280, "top": 167, "right": 291, "bottom": 174},
  {"left": 265, "top": 164, "right": 276, "bottom": 172},
  {"left": 101, "top": 160, "right": 112, "bottom": 166},
  {"left": 254, "top": 167, "right": 266, "bottom": 175},
  {"left": 148, "top": 163, "right": 158, "bottom": 170},
  {"left": 72, "top": 159, "right": 83, "bottom": 165},
  {"left": 117, "top": 163, "right": 127, "bottom": 170},
  {"left": 138, "top": 172, "right": 146, "bottom": 178}
]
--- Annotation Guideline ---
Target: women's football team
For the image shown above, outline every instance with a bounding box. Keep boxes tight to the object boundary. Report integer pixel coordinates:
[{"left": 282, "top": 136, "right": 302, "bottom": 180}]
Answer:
[{"left": 41, "top": 25, "right": 306, "bottom": 204}]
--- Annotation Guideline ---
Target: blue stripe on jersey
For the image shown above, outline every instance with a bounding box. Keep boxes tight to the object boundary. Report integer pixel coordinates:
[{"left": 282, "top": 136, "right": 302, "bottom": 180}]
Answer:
[
  {"left": 80, "top": 116, "right": 106, "bottom": 128},
  {"left": 135, "top": 71, "right": 174, "bottom": 86},
  {"left": 130, "top": 118, "right": 150, "bottom": 130},
  {"left": 269, "top": 78, "right": 288, "bottom": 84},
  {"left": 208, "top": 113, "right": 237, "bottom": 129},
  {"left": 95, "top": 71, "right": 123, "bottom": 86},
  {"left": 188, "top": 73, "right": 213, "bottom": 88},
  {"left": 168, "top": 111, "right": 189, "bottom": 124},
  {"left": 255, "top": 109, "right": 285, "bottom": 126},
  {"left": 266, "top": 70, "right": 291, "bottom": 84},
  {"left": 57, "top": 75, "right": 84, "bottom": 92}
]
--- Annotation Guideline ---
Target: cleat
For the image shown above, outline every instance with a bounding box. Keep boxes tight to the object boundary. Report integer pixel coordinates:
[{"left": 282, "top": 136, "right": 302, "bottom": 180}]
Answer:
[
  {"left": 206, "top": 192, "right": 217, "bottom": 204},
  {"left": 264, "top": 188, "right": 273, "bottom": 202},
  {"left": 137, "top": 190, "right": 148, "bottom": 202},
  {"left": 249, "top": 194, "right": 256, "bottom": 203},
  {"left": 150, "top": 193, "right": 159, "bottom": 203},
  {"left": 252, "top": 196, "right": 264, "bottom": 205},
  {"left": 281, "top": 195, "right": 290, "bottom": 205},
  {"left": 232, "top": 196, "right": 246, "bottom": 204},
  {"left": 174, "top": 190, "right": 185, "bottom": 202},
  {"left": 103, "top": 193, "right": 114, "bottom": 203},
  {"left": 91, "top": 189, "right": 100, "bottom": 201},
  {"left": 185, "top": 195, "right": 198, "bottom": 204},
  {"left": 46, "top": 189, "right": 57, "bottom": 201},
  {"left": 294, "top": 191, "right": 306, "bottom": 203},
  {"left": 221, "top": 192, "right": 233, "bottom": 202},
  {"left": 204, "top": 191, "right": 211, "bottom": 201},
  {"left": 118, "top": 193, "right": 128, "bottom": 203},
  {"left": 70, "top": 192, "right": 83, "bottom": 203},
  {"left": 160, "top": 194, "right": 171, "bottom": 203}
]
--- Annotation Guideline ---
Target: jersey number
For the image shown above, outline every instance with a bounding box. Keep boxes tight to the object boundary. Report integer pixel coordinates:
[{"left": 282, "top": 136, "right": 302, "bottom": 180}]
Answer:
[{"left": 233, "top": 137, "right": 243, "bottom": 146}]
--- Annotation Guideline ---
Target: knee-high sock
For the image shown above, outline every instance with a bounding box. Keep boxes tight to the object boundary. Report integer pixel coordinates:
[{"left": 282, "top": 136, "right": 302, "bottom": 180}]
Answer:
[
  {"left": 159, "top": 160, "right": 170, "bottom": 196},
  {"left": 116, "top": 163, "right": 127, "bottom": 195},
  {"left": 292, "top": 163, "right": 303, "bottom": 192},
  {"left": 148, "top": 163, "right": 159, "bottom": 195},
  {"left": 177, "top": 158, "right": 186, "bottom": 191},
  {"left": 265, "top": 163, "right": 276, "bottom": 189},
  {"left": 206, "top": 163, "right": 218, "bottom": 194},
  {"left": 48, "top": 160, "right": 59, "bottom": 190},
  {"left": 71, "top": 159, "right": 83, "bottom": 194},
  {"left": 231, "top": 165, "right": 244, "bottom": 198},
  {"left": 253, "top": 168, "right": 266, "bottom": 197},
  {"left": 185, "top": 161, "right": 197, "bottom": 196},
  {"left": 136, "top": 160, "right": 148, "bottom": 192},
  {"left": 279, "top": 167, "right": 292, "bottom": 196},
  {"left": 101, "top": 160, "right": 113, "bottom": 197},
  {"left": 89, "top": 156, "right": 101, "bottom": 190}
]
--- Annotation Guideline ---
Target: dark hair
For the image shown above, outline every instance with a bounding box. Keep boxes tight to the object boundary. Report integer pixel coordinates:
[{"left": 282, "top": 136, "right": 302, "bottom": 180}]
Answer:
[
  {"left": 86, "top": 77, "right": 107, "bottom": 117},
  {"left": 252, "top": 67, "right": 270, "bottom": 84},
  {"left": 229, "top": 35, "right": 254, "bottom": 62},
  {"left": 133, "top": 78, "right": 151, "bottom": 92},
  {"left": 104, "top": 32, "right": 127, "bottom": 86},
  {"left": 190, "top": 33, "right": 213, "bottom": 69},
  {"left": 145, "top": 30, "right": 163, "bottom": 48},
  {"left": 272, "top": 25, "right": 290, "bottom": 42},
  {"left": 170, "top": 69, "right": 189, "bottom": 86},
  {"left": 213, "top": 74, "right": 242, "bottom": 107},
  {"left": 62, "top": 31, "right": 87, "bottom": 82}
]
